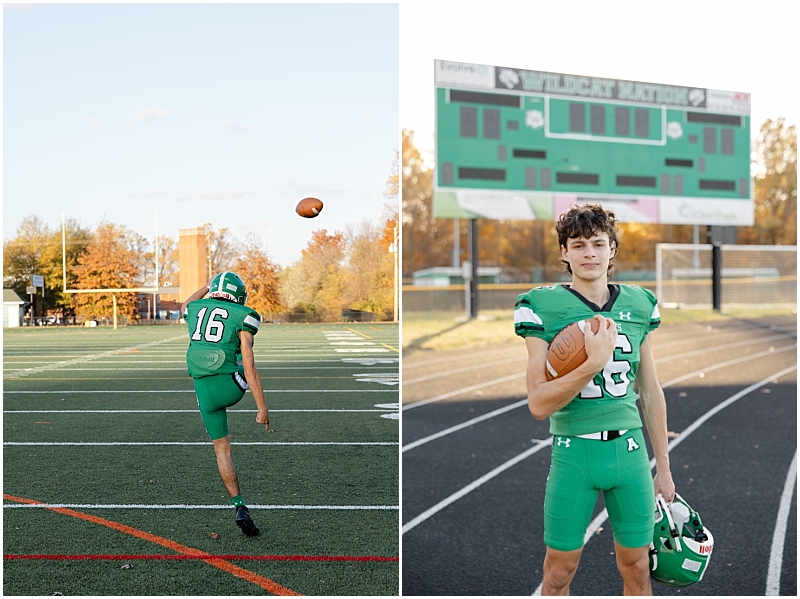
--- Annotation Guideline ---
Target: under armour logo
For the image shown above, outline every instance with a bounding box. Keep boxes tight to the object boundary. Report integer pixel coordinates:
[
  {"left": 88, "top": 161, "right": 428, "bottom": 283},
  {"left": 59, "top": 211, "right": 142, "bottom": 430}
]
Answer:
[
  {"left": 619, "top": 311, "right": 632, "bottom": 320},
  {"left": 627, "top": 437, "right": 640, "bottom": 452},
  {"left": 557, "top": 437, "right": 571, "bottom": 448}
]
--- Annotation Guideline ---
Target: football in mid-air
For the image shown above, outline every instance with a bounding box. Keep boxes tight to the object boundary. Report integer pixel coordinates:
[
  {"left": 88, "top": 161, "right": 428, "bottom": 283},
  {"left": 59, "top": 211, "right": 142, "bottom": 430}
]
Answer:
[
  {"left": 296, "top": 197, "right": 323, "bottom": 218},
  {"left": 546, "top": 318, "right": 601, "bottom": 381}
]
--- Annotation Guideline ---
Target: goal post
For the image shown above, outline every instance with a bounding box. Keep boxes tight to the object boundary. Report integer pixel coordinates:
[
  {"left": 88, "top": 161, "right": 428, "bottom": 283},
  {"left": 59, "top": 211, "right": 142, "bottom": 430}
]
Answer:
[
  {"left": 655, "top": 244, "right": 797, "bottom": 309},
  {"left": 61, "top": 213, "right": 160, "bottom": 329}
]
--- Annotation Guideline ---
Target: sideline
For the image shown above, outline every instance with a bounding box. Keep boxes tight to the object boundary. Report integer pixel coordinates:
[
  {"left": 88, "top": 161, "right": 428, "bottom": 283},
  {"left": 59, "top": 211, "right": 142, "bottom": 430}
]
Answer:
[
  {"left": 4, "top": 334, "right": 186, "bottom": 379},
  {"left": 3, "top": 493, "right": 300, "bottom": 596}
]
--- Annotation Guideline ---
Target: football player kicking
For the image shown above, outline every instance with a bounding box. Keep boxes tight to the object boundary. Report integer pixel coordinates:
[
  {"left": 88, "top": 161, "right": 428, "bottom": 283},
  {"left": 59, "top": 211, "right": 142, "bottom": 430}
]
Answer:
[
  {"left": 181, "top": 272, "right": 269, "bottom": 537},
  {"left": 514, "top": 204, "right": 675, "bottom": 595}
]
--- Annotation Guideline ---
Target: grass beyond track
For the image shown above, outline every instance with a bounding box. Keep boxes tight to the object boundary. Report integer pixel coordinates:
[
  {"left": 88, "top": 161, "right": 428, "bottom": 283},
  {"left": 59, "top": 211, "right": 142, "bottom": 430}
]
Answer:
[{"left": 3, "top": 323, "right": 399, "bottom": 596}]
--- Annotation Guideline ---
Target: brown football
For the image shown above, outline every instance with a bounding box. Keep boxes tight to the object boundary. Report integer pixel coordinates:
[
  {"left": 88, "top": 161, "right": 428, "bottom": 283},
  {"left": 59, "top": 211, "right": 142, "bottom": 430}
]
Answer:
[
  {"left": 546, "top": 318, "right": 601, "bottom": 381},
  {"left": 296, "top": 197, "right": 323, "bottom": 218}
]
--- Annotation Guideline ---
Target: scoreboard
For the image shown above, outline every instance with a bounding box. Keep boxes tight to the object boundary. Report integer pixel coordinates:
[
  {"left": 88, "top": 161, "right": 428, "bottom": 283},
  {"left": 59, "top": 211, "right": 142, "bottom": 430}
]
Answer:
[{"left": 434, "top": 60, "right": 753, "bottom": 226}]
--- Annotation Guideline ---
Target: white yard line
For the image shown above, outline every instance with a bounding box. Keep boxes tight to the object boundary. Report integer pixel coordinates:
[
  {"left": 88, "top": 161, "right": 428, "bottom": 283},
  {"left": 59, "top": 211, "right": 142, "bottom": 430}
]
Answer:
[
  {"left": 3, "top": 334, "right": 187, "bottom": 379},
  {"left": 4, "top": 409, "right": 395, "bottom": 414},
  {"left": 3, "top": 502, "right": 398, "bottom": 510},
  {"left": 4, "top": 441, "right": 398, "bottom": 446}
]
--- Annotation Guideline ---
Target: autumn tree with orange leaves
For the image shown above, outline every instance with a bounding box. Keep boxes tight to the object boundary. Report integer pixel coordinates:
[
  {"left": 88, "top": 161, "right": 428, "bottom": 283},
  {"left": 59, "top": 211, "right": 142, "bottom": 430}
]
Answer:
[
  {"left": 231, "top": 232, "right": 285, "bottom": 318},
  {"left": 280, "top": 229, "right": 347, "bottom": 320},
  {"left": 72, "top": 221, "right": 145, "bottom": 320}
]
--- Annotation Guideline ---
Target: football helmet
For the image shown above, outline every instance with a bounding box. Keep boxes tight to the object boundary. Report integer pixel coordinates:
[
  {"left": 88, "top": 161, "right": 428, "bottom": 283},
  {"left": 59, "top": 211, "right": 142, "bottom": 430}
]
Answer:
[
  {"left": 208, "top": 272, "right": 248, "bottom": 305},
  {"left": 649, "top": 493, "right": 714, "bottom": 587}
]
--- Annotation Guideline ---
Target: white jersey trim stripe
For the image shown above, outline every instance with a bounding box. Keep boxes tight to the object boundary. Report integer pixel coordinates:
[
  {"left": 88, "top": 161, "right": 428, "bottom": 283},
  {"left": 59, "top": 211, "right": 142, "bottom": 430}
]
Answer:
[
  {"left": 244, "top": 314, "right": 260, "bottom": 330},
  {"left": 514, "top": 306, "right": 543, "bottom": 326}
]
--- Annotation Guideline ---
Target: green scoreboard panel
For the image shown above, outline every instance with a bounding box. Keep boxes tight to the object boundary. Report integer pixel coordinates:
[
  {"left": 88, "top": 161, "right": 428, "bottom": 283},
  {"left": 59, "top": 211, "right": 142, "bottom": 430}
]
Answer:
[{"left": 434, "top": 60, "right": 753, "bottom": 226}]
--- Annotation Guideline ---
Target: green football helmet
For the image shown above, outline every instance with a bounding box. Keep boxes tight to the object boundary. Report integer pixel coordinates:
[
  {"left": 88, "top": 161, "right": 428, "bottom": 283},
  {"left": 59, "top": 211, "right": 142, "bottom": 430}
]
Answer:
[
  {"left": 208, "top": 272, "right": 248, "bottom": 305},
  {"left": 649, "top": 493, "right": 714, "bottom": 587}
]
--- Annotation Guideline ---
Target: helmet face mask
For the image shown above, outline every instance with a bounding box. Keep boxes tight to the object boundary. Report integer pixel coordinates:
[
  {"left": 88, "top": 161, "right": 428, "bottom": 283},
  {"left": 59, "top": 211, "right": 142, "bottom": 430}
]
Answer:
[
  {"left": 649, "top": 493, "right": 714, "bottom": 588},
  {"left": 208, "top": 272, "right": 248, "bottom": 305}
]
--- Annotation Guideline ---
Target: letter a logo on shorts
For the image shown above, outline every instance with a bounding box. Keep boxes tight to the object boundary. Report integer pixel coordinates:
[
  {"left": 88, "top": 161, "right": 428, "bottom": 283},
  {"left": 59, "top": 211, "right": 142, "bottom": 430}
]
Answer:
[
  {"left": 626, "top": 437, "right": 640, "bottom": 452},
  {"left": 557, "top": 437, "right": 570, "bottom": 448}
]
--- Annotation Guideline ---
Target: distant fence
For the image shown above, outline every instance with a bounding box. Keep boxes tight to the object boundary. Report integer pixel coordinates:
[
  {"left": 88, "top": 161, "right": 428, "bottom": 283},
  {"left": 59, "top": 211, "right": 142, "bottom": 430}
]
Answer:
[
  {"left": 656, "top": 244, "right": 797, "bottom": 309},
  {"left": 58, "top": 309, "right": 390, "bottom": 326},
  {"left": 403, "top": 282, "right": 657, "bottom": 312}
]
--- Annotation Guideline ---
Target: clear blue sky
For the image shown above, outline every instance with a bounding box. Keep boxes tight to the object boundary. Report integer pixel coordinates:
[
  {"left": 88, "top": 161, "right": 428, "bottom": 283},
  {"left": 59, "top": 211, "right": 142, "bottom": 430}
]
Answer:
[{"left": 4, "top": 3, "right": 399, "bottom": 266}]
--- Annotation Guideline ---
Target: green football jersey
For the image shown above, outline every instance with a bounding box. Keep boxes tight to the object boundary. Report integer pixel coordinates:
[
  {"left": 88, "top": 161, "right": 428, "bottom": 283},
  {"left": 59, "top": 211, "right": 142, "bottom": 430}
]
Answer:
[
  {"left": 184, "top": 298, "right": 260, "bottom": 379},
  {"left": 514, "top": 284, "right": 660, "bottom": 436}
]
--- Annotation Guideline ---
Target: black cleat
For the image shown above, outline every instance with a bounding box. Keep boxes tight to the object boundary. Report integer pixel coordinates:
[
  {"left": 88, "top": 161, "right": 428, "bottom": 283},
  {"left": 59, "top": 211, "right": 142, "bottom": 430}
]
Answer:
[{"left": 235, "top": 506, "right": 260, "bottom": 537}]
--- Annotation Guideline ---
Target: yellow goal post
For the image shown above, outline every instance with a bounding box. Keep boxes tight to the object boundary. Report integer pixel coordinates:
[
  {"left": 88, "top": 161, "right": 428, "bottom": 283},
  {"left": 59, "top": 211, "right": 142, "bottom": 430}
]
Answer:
[{"left": 61, "top": 212, "right": 162, "bottom": 329}]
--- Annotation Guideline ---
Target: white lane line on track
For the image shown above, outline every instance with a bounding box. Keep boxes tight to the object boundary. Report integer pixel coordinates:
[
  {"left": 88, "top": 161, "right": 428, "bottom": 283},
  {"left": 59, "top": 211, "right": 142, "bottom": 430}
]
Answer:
[
  {"left": 3, "top": 335, "right": 187, "bottom": 379},
  {"left": 402, "top": 373, "right": 525, "bottom": 411},
  {"left": 3, "top": 503, "right": 398, "bottom": 510},
  {"left": 3, "top": 389, "right": 397, "bottom": 394},
  {"left": 403, "top": 400, "right": 528, "bottom": 452},
  {"left": 402, "top": 340, "right": 796, "bottom": 412},
  {"left": 400, "top": 323, "right": 792, "bottom": 372},
  {"left": 653, "top": 328, "right": 795, "bottom": 351},
  {"left": 402, "top": 344, "right": 796, "bottom": 452},
  {"left": 766, "top": 450, "right": 797, "bottom": 596},
  {"left": 4, "top": 409, "right": 395, "bottom": 414},
  {"left": 403, "top": 347, "right": 522, "bottom": 370},
  {"left": 655, "top": 332, "right": 796, "bottom": 364},
  {"left": 5, "top": 441, "right": 397, "bottom": 446},
  {"left": 404, "top": 356, "right": 526, "bottom": 385},
  {"left": 402, "top": 438, "right": 553, "bottom": 535},
  {"left": 660, "top": 344, "right": 795, "bottom": 388},
  {"left": 400, "top": 332, "right": 792, "bottom": 389},
  {"left": 531, "top": 364, "right": 798, "bottom": 596}
]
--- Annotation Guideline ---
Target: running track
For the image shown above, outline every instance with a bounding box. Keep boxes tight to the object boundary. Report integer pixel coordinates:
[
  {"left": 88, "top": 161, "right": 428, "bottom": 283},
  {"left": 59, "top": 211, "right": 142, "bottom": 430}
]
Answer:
[{"left": 402, "top": 315, "right": 797, "bottom": 596}]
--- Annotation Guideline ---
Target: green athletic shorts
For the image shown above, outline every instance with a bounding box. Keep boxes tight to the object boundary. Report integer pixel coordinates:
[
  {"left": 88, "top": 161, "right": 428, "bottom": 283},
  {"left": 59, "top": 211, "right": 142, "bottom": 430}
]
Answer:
[
  {"left": 193, "top": 372, "right": 248, "bottom": 440},
  {"left": 543, "top": 427, "right": 654, "bottom": 551}
]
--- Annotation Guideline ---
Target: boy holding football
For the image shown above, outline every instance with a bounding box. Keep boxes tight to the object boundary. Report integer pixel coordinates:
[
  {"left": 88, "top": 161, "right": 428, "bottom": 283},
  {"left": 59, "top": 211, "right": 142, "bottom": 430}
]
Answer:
[
  {"left": 514, "top": 204, "right": 675, "bottom": 595},
  {"left": 182, "top": 272, "right": 270, "bottom": 537}
]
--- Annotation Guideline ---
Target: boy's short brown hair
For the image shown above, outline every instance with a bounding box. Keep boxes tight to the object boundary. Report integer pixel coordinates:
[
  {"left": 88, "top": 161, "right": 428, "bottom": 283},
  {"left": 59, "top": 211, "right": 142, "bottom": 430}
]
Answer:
[{"left": 555, "top": 203, "right": 620, "bottom": 275}]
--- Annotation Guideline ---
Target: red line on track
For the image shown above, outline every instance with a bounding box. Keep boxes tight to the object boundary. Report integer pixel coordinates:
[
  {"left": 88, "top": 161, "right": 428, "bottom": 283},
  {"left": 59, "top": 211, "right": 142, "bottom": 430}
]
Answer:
[
  {"left": 5, "top": 554, "right": 399, "bottom": 563},
  {"left": 3, "top": 493, "right": 300, "bottom": 595}
]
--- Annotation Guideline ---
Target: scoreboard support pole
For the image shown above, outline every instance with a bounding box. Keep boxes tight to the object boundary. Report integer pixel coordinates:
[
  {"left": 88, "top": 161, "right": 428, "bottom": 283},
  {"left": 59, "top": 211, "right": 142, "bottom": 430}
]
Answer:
[
  {"left": 469, "top": 219, "right": 479, "bottom": 319},
  {"left": 712, "top": 242, "right": 722, "bottom": 312}
]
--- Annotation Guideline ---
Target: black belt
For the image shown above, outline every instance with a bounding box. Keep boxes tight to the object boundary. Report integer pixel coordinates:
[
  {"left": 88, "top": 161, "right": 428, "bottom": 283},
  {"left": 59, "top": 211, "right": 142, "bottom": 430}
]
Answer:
[{"left": 576, "top": 429, "right": 629, "bottom": 441}]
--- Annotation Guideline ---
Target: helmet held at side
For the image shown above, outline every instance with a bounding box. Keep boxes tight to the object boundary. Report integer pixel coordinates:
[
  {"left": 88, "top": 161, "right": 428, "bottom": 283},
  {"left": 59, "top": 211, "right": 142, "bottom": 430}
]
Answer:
[
  {"left": 649, "top": 493, "right": 714, "bottom": 588},
  {"left": 208, "top": 272, "right": 248, "bottom": 305}
]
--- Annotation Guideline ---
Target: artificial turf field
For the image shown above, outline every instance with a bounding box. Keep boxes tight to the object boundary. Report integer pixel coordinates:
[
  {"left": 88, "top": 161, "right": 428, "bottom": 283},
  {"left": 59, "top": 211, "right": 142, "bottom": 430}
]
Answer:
[{"left": 3, "top": 323, "right": 399, "bottom": 596}]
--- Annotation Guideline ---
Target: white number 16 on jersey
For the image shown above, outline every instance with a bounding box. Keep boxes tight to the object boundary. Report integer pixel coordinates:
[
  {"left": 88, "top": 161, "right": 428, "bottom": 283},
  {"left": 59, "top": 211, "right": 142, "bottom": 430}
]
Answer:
[{"left": 580, "top": 333, "right": 633, "bottom": 399}]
